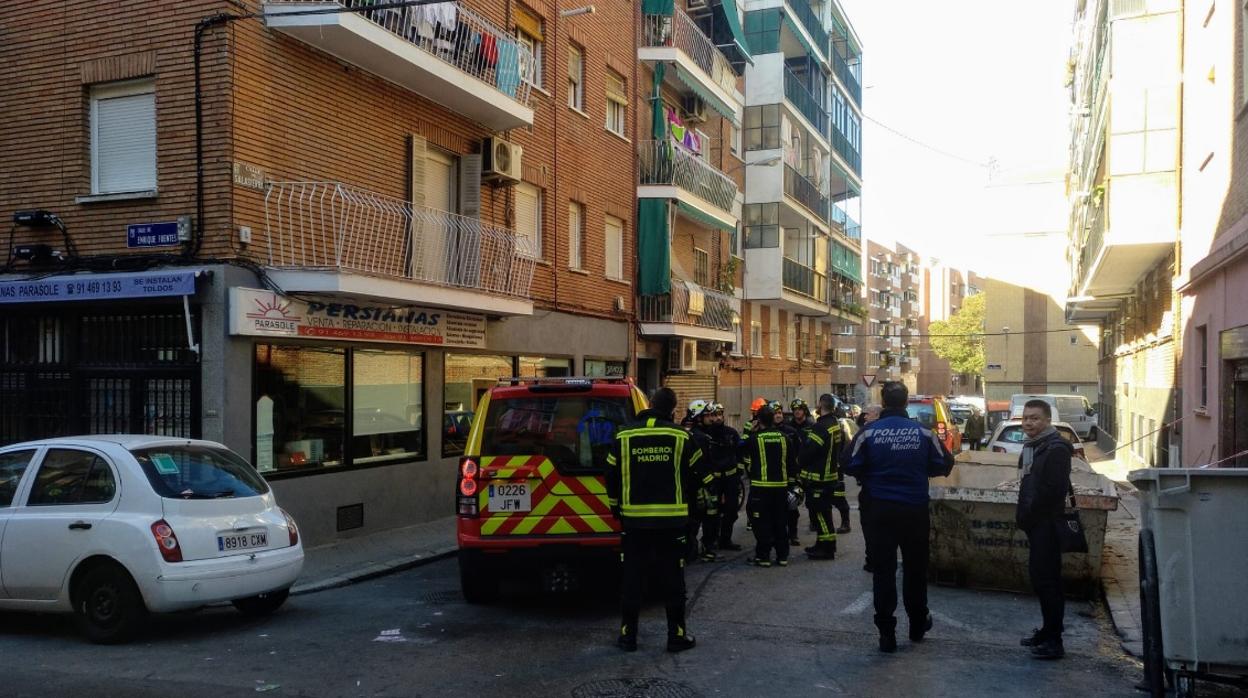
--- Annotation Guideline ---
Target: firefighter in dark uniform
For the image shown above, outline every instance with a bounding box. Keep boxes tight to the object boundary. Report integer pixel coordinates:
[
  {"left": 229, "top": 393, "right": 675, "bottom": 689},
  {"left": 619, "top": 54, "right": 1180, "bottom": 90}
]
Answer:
[
  {"left": 777, "top": 400, "right": 807, "bottom": 547},
  {"left": 798, "top": 394, "right": 847, "bottom": 560},
  {"left": 687, "top": 400, "right": 721, "bottom": 562},
  {"left": 703, "top": 403, "right": 744, "bottom": 551},
  {"left": 742, "top": 403, "right": 798, "bottom": 567},
  {"left": 606, "top": 387, "right": 702, "bottom": 653},
  {"left": 831, "top": 402, "right": 855, "bottom": 534}
]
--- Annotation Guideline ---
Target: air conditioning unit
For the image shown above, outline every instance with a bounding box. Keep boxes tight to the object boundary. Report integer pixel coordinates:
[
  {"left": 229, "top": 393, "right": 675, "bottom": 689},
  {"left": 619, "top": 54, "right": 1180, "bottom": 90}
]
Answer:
[
  {"left": 824, "top": 348, "right": 841, "bottom": 365},
  {"left": 668, "top": 338, "right": 698, "bottom": 373},
  {"left": 613, "top": 295, "right": 626, "bottom": 312},
  {"left": 680, "top": 95, "right": 708, "bottom": 124},
  {"left": 482, "top": 137, "right": 523, "bottom": 183}
]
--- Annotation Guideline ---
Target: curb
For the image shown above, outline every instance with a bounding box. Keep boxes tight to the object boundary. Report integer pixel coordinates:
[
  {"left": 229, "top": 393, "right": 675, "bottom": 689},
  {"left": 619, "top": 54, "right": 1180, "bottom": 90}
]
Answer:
[{"left": 291, "top": 547, "right": 459, "bottom": 596}]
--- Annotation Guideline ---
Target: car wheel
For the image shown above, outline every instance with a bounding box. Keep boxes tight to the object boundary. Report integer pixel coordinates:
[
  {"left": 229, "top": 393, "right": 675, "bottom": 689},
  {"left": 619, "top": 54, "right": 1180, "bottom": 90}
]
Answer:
[
  {"left": 459, "top": 552, "right": 497, "bottom": 604},
  {"left": 75, "top": 563, "right": 148, "bottom": 644},
  {"left": 232, "top": 588, "right": 291, "bottom": 617}
]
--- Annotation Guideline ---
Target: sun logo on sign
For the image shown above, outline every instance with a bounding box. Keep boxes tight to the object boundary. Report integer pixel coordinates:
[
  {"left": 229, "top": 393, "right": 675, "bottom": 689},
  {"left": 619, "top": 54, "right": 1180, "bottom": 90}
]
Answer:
[{"left": 247, "top": 292, "right": 301, "bottom": 321}]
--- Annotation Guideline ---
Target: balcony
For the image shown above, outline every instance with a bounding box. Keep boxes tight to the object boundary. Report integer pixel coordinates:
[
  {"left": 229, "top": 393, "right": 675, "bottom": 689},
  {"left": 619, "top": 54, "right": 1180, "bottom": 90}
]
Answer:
[
  {"left": 263, "top": 1, "right": 534, "bottom": 131},
  {"left": 640, "top": 8, "right": 742, "bottom": 122},
  {"left": 783, "top": 257, "right": 827, "bottom": 303},
  {"left": 831, "top": 49, "right": 862, "bottom": 105},
  {"left": 1071, "top": 174, "right": 1177, "bottom": 301},
  {"left": 784, "top": 165, "right": 829, "bottom": 221},
  {"left": 638, "top": 277, "right": 737, "bottom": 342},
  {"left": 784, "top": 66, "right": 828, "bottom": 137},
  {"left": 638, "top": 141, "right": 739, "bottom": 226},
  {"left": 831, "top": 128, "right": 861, "bottom": 176},
  {"left": 786, "top": 0, "right": 829, "bottom": 61},
  {"left": 830, "top": 208, "right": 861, "bottom": 240},
  {"left": 263, "top": 181, "right": 534, "bottom": 316}
]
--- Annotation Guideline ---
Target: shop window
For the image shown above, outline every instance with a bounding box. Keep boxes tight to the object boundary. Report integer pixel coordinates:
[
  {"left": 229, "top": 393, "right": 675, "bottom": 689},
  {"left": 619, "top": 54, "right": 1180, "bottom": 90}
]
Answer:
[
  {"left": 584, "top": 359, "right": 627, "bottom": 377},
  {"left": 352, "top": 349, "right": 425, "bottom": 465},
  {"left": 91, "top": 79, "right": 156, "bottom": 195},
  {"left": 254, "top": 345, "right": 347, "bottom": 473},
  {"left": 518, "top": 356, "right": 572, "bottom": 377},
  {"left": 444, "top": 353, "right": 514, "bottom": 457}
]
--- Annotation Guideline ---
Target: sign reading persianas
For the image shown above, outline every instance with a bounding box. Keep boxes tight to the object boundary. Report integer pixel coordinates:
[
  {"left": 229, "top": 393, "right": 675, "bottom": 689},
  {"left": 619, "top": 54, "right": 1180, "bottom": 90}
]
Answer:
[{"left": 229, "top": 287, "right": 486, "bottom": 349}]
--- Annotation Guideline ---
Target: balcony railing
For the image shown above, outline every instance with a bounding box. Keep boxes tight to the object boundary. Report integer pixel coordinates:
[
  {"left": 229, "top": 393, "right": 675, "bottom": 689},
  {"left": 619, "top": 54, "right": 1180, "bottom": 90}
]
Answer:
[
  {"left": 831, "top": 129, "right": 861, "bottom": 175},
  {"left": 264, "top": 182, "right": 535, "bottom": 298},
  {"left": 830, "top": 208, "right": 861, "bottom": 240},
  {"left": 642, "top": 9, "right": 738, "bottom": 96},
  {"left": 639, "top": 277, "right": 735, "bottom": 332},
  {"left": 784, "top": 66, "right": 828, "bottom": 135},
  {"left": 784, "top": 165, "right": 829, "bottom": 220},
  {"left": 266, "top": 0, "right": 534, "bottom": 107},
  {"left": 786, "top": 0, "right": 829, "bottom": 56},
  {"left": 639, "top": 141, "right": 738, "bottom": 214},
  {"left": 832, "top": 50, "right": 862, "bottom": 105},
  {"left": 783, "top": 258, "right": 828, "bottom": 303},
  {"left": 1075, "top": 202, "right": 1106, "bottom": 292}
]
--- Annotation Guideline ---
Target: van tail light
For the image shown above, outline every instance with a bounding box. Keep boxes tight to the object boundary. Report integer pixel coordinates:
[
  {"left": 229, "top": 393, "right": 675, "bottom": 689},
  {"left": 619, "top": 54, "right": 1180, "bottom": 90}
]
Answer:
[
  {"left": 992, "top": 446, "right": 1006, "bottom": 453},
  {"left": 281, "top": 508, "right": 299, "bottom": 547},
  {"left": 151, "top": 520, "right": 183, "bottom": 563},
  {"left": 457, "top": 458, "right": 480, "bottom": 516},
  {"left": 937, "top": 421, "right": 948, "bottom": 436}
]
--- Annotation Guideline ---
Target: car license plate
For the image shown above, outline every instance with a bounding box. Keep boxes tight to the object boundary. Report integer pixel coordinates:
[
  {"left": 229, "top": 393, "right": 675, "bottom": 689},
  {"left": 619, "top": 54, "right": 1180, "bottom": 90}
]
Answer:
[
  {"left": 218, "top": 531, "right": 269, "bottom": 552},
  {"left": 488, "top": 482, "right": 531, "bottom": 513}
]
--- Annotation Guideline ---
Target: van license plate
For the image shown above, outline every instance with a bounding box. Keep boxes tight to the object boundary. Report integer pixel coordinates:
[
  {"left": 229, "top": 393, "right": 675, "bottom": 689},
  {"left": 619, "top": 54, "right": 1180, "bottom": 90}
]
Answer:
[
  {"left": 218, "top": 531, "right": 269, "bottom": 552},
  {"left": 488, "top": 482, "right": 531, "bottom": 512}
]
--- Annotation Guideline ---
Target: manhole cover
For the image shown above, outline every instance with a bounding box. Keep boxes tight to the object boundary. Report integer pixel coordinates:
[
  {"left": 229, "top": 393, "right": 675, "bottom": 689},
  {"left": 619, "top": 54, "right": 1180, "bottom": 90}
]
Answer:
[
  {"left": 572, "top": 678, "right": 696, "bottom": 698},
  {"left": 421, "top": 590, "right": 463, "bottom": 604}
]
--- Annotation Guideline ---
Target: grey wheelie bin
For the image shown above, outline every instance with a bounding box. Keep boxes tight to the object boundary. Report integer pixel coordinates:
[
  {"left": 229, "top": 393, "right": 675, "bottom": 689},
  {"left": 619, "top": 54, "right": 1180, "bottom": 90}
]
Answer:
[{"left": 1130, "top": 468, "right": 1248, "bottom": 698}]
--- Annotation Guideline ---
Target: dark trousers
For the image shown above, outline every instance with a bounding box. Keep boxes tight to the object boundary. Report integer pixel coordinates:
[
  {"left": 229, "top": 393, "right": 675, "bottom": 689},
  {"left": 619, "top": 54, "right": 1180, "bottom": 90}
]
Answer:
[
  {"left": 832, "top": 481, "right": 851, "bottom": 528},
  {"left": 859, "top": 489, "right": 873, "bottom": 568},
  {"left": 867, "top": 498, "right": 930, "bottom": 632},
  {"left": 718, "top": 475, "right": 743, "bottom": 545},
  {"left": 620, "top": 527, "right": 687, "bottom": 639},
  {"left": 748, "top": 487, "right": 790, "bottom": 562},
  {"left": 787, "top": 507, "right": 801, "bottom": 541},
  {"left": 1026, "top": 518, "right": 1065, "bottom": 641},
  {"left": 807, "top": 485, "right": 838, "bottom": 546}
]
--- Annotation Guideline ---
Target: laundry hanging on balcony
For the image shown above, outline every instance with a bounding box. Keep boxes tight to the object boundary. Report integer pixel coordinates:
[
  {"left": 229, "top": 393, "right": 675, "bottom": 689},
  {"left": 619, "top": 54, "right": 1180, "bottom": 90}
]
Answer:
[{"left": 638, "top": 199, "right": 672, "bottom": 295}]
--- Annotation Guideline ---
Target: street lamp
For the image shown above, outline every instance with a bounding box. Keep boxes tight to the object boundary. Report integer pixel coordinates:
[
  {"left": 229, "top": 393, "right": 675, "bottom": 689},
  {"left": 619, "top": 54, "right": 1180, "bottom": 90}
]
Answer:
[{"left": 724, "top": 154, "right": 782, "bottom": 174}]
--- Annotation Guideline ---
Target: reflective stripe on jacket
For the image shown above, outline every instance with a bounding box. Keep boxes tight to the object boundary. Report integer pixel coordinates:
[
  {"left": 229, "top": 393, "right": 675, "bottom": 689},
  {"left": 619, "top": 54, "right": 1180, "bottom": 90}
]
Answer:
[
  {"left": 741, "top": 427, "right": 796, "bottom": 488},
  {"left": 606, "top": 410, "right": 703, "bottom": 529},
  {"left": 798, "top": 414, "right": 845, "bottom": 484}
]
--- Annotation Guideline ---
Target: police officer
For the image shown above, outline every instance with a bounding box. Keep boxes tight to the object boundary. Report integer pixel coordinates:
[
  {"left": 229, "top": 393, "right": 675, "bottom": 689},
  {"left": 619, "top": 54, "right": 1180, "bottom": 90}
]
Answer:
[
  {"left": 846, "top": 382, "right": 954, "bottom": 652},
  {"left": 606, "top": 387, "right": 702, "bottom": 653},
  {"left": 687, "top": 400, "right": 721, "bottom": 562},
  {"left": 702, "top": 403, "right": 745, "bottom": 551},
  {"left": 742, "top": 403, "right": 798, "bottom": 567},
  {"left": 798, "top": 394, "right": 846, "bottom": 560}
]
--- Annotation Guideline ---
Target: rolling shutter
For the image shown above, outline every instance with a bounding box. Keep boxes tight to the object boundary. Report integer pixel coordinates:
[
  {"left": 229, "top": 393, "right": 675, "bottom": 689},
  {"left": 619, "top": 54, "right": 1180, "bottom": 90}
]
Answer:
[{"left": 93, "top": 87, "right": 156, "bottom": 194}]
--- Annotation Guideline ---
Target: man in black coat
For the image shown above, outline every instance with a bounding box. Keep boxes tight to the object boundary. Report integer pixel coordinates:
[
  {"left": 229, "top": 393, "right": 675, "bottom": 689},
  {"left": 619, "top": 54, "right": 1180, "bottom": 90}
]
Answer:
[{"left": 1014, "top": 399, "right": 1075, "bottom": 660}]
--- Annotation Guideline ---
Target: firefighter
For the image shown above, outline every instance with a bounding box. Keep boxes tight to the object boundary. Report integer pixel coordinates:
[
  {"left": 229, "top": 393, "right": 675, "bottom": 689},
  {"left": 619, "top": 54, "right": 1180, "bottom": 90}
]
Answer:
[
  {"left": 787, "top": 398, "right": 816, "bottom": 542},
  {"left": 704, "top": 403, "right": 745, "bottom": 551},
  {"left": 742, "top": 403, "right": 798, "bottom": 567},
  {"left": 770, "top": 401, "right": 803, "bottom": 547},
  {"left": 687, "top": 400, "right": 721, "bottom": 562},
  {"left": 606, "top": 387, "right": 702, "bottom": 653},
  {"left": 798, "top": 394, "right": 847, "bottom": 560},
  {"left": 742, "top": 397, "right": 767, "bottom": 533},
  {"left": 831, "top": 402, "right": 855, "bottom": 534}
]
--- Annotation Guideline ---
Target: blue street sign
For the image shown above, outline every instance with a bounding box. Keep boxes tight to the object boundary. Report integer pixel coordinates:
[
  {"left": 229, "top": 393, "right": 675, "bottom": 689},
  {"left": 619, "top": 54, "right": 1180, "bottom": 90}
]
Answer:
[{"left": 127, "top": 221, "right": 181, "bottom": 248}]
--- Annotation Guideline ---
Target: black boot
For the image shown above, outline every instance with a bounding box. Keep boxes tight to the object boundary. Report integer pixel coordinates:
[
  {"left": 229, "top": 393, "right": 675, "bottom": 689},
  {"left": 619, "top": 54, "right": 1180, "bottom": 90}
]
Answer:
[
  {"left": 667, "top": 633, "right": 696, "bottom": 652},
  {"left": 877, "top": 618, "right": 897, "bottom": 653},
  {"left": 617, "top": 623, "right": 637, "bottom": 652},
  {"left": 909, "top": 613, "right": 933, "bottom": 642}
]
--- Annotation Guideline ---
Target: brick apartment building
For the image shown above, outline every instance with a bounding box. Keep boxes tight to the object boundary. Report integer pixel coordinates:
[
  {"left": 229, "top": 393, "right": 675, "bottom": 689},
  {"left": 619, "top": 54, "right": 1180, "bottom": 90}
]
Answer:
[{"left": 856, "top": 240, "right": 919, "bottom": 403}]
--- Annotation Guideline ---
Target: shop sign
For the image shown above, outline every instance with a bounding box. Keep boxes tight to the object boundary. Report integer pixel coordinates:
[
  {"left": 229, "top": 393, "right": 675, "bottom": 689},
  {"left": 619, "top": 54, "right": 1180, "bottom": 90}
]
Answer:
[
  {"left": 1222, "top": 324, "right": 1248, "bottom": 360},
  {"left": 0, "top": 269, "right": 201, "bottom": 304},
  {"left": 229, "top": 287, "right": 486, "bottom": 349}
]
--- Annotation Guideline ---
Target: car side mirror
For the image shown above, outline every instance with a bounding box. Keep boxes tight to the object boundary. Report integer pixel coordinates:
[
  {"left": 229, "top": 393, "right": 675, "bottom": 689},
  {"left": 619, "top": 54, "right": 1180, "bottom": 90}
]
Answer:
[{"left": 1086, "top": 407, "right": 1095, "bottom": 416}]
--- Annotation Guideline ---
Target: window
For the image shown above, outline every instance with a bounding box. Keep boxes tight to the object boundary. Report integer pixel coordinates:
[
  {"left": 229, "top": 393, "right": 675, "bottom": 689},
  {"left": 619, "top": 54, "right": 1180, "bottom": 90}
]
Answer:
[
  {"left": 480, "top": 395, "right": 633, "bottom": 473},
  {"left": 444, "top": 354, "right": 515, "bottom": 457},
  {"left": 693, "top": 247, "right": 710, "bottom": 286},
  {"left": 751, "top": 321, "right": 763, "bottom": 357},
  {"left": 743, "top": 203, "right": 780, "bottom": 248},
  {"left": 840, "top": 349, "right": 856, "bottom": 368},
  {"left": 255, "top": 345, "right": 347, "bottom": 472},
  {"left": 567, "top": 45, "right": 584, "bottom": 111},
  {"left": 732, "top": 320, "right": 743, "bottom": 356},
  {"left": 770, "top": 308, "right": 780, "bottom": 357},
  {"left": 425, "top": 148, "right": 458, "bottom": 213},
  {"left": 744, "top": 105, "right": 781, "bottom": 151},
  {"left": 132, "top": 445, "right": 269, "bottom": 499},
  {"left": 514, "top": 183, "right": 542, "bottom": 258},
  {"left": 515, "top": 4, "right": 544, "bottom": 88},
  {"left": 28, "top": 449, "right": 116, "bottom": 505},
  {"left": 518, "top": 356, "right": 573, "bottom": 377},
  {"left": 353, "top": 349, "right": 425, "bottom": 465},
  {"left": 605, "top": 216, "right": 625, "bottom": 281},
  {"left": 606, "top": 71, "right": 627, "bottom": 136},
  {"left": 786, "top": 324, "right": 798, "bottom": 359},
  {"left": 0, "top": 449, "right": 36, "bottom": 507},
  {"left": 91, "top": 80, "right": 156, "bottom": 195},
  {"left": 569, "top": 201, "right": 585, "bottom": 270},
  {"left": 1197, "top": 325, "right": 1208, "bottom": 407}
]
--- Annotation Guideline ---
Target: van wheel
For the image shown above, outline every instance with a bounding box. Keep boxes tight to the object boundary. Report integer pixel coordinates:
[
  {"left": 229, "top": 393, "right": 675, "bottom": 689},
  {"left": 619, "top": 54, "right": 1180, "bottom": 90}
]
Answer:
[
  {"left": 232, "top": 588, "right": 290, "bottom": 617},
  {"left": 75, "top": 563, "right": 148, "bottom": 644},
  {"left": 459, "top": 553, "right": 497, "bottom": 604}
]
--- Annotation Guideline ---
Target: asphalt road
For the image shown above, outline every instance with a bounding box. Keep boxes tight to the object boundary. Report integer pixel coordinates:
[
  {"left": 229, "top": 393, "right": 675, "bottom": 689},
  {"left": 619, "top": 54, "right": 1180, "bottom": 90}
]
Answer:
[{"left": 0, "top": 505, "right": 1148, "bottom": 698}]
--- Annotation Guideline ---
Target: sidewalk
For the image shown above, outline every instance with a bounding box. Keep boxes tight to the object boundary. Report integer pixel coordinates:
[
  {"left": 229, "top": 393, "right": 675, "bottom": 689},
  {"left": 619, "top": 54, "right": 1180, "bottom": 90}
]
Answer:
[
  {"left": 1086, "top": 446, "right": 1144, "bottom": 658},
  {"left": 291, "top": 515, "right": 459, "bottom": 595}
]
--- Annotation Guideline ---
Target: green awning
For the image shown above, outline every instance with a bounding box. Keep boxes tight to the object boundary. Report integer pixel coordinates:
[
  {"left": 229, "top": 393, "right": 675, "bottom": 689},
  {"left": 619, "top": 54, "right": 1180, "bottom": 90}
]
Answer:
[
  {"left": 673, "top": 63, "right": 738, "bottom": 125},
  {"left": 831, "top": 241, "right": 862, "bottom": 283},
  {"left": 676, "top": 200, "right": 735, "bottom": 232},
  {"left": 638, "top": 199, "right": 672, "bottom": 295},
  {"left": 783, "top": 13, "right": 822, "bottom": 63},
  {"left": 714, "top": 0, "right": 753, "bottom": 66},
  {"left": 641, "top": 0, "right": 674, "bottom": 15}
]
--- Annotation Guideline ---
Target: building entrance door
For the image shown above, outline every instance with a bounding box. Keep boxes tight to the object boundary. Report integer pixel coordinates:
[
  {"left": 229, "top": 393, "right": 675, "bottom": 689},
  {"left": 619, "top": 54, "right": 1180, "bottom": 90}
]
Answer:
[{"left": 1232, "top": 362, "right": 1248, "bottom": 466}]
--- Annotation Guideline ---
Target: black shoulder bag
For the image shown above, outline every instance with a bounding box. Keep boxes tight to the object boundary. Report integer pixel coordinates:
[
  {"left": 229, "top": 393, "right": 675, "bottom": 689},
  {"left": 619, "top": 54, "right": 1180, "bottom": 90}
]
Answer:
[{"left": 1057, "top": 482, "right": 1089, "bottom": 554}]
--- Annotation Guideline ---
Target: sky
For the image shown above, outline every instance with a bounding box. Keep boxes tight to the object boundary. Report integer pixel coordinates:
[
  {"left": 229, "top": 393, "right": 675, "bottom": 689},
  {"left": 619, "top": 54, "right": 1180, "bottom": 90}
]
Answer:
[{"left": 838, "top": 0, "right": 1076, "bottom": 284}]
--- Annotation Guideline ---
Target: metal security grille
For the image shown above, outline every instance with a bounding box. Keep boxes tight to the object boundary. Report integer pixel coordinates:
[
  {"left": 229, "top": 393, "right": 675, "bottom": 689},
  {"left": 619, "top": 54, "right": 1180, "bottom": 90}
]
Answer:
[{"left": 0, "top": 307, "right": 199, "bottom": 445}]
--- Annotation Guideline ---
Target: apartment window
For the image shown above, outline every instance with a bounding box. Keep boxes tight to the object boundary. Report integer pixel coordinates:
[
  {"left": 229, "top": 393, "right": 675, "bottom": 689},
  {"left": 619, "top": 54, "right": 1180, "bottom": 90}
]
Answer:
[
  {"left": 744, "top": 105, "right": 781, "bottom": 151},
  {"left": 732, "top": 320, "right": 743, "bottom": 356},
  {"left": 514, "top": 183, "right": 542, "bottom": 258},
  {"left": 751, "top": 321, "right": 763, "bottom": 357},
  {"left": 841, "top": 349, "right": 856, "bottom": 368},
  {"left": 770, "top": 308, "right": 780, "bottom": 357},
  {"left": 567, "top": 45, "right": 584, "bottom": 111},
  {"left": 727, "top": 121, "right": 742, "bottom": 157},
  {"left": 605, "top": 71, "right": 627, "bottom": 136},
  {"left": 786, "top": 324, "right": 797, "bottom": 360},
  {"left": 743, "top": 203, "right": 780, "bottom": 248},
  {"left": 1197, "top": 324, "right": 1208, "bottom": 407},
  {"left": 693, "top": 248, "right": 710, "bottom": 286},
  {"left": 515, "top": 5, "right": 544, "bottom": 88},
  {"left": 568, "top": 201, "right": 585, "bottom": 270},
  {"left": 90, "top": 80, "right": 156, "bottom": 195},
  {"left": 605, "top": 215, "right": 625, "bottom": 281},
  {"left": 425, "top": 148, "right": 458, "bottom": 213}
]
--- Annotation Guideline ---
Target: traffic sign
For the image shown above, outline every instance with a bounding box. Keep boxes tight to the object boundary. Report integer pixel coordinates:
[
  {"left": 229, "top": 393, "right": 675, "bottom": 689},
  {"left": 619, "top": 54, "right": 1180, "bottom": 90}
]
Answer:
[{"left": 862, "top": 374, "right": 876, "bottom": 388}]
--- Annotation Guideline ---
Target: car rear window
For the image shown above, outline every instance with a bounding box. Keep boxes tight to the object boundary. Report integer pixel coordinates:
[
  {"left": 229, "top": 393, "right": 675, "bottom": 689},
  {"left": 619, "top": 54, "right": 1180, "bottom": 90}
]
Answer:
[
  {"left": 905, "top": 403, "right": 936, "bottom": 428},
  {"left": 481, "top": 395, "right": 633, "bottom": 473},
  {"left": 1056, "top": 427, "right": 1079, "bottom": 445},
  {"left": 998, "top": 426, "right": 1027, "bottom": 443},
  {"left": 131, "top": 445, "right": 270, "bottom": 499}
]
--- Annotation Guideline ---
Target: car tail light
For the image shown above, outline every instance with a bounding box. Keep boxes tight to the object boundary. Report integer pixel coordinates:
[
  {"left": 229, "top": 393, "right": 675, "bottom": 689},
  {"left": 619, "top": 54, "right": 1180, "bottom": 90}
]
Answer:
[
  {"left": 937, "top": 421, "right": 948, "bottom": 436},
  {"left": 992, "top": 446, "right": 1006, "bottom": 453},
  {"left": 281, "top": 507, "right": 299, "bottom": 547},
  {"left": 151, "top": 520, "right": 183, "bottom": 563},
  {"left": 457, "top": 458, "right": 480, "bottom": 516}
]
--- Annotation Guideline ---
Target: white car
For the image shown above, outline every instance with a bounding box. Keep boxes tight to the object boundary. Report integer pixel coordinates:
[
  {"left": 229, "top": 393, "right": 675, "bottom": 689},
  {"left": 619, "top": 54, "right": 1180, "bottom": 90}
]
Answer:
[
  {"left": 0, "top": 436, "right": 303, "bottom": 643},
  {"left": 987, "top": 419, "right": 1086, "bottom": 461}
]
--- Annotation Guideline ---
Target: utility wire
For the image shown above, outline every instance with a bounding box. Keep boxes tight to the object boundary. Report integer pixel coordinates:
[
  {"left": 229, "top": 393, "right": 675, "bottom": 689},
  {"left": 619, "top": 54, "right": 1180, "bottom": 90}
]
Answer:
[{"left": 862, "top": 114, "right": 991, "bottom": 169}]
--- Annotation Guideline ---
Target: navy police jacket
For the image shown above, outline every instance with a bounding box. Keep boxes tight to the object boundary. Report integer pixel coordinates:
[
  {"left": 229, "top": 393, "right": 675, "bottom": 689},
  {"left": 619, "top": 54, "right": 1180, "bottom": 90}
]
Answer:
[{"left": 844, "top": 408, "right": 954, "bottom": 506}]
